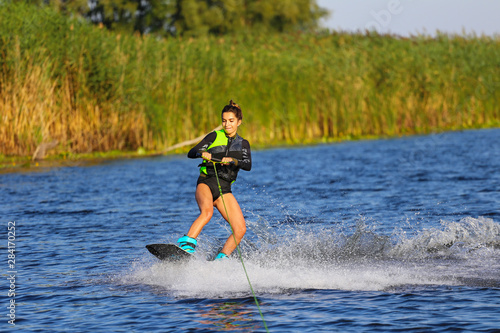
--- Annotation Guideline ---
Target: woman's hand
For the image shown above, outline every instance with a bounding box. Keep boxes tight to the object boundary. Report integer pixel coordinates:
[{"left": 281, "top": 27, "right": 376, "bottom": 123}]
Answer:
[
  {"left": 201, "top": 152, "right": 212, "bottom": 161},
  {"left": 221, "top": 157, "right": 235, "bottom": 165}
]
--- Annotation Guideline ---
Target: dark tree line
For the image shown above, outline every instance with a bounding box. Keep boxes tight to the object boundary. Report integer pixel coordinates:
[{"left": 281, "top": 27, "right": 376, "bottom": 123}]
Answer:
[{"left": 26, "top": 0, "right": 329, "bottom": 36}]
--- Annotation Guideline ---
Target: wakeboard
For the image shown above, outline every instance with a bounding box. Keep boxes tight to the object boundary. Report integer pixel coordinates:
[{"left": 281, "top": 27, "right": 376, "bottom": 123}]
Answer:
[{"left": 145, "top": 243, "right": 193, "bottom": 262}]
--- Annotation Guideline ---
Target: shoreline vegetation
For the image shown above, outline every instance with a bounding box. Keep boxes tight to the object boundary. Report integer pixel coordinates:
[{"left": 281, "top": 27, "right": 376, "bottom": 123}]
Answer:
[{"left": 1, "top": 3, "right": 499, "bottom": 171}]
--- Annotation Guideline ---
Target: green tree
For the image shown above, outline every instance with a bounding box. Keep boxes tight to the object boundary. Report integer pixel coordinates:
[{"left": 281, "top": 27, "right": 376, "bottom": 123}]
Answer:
[
  {"left": 248, "top": 0, "right": 328, "bottom": 32},
  {"left": 173, "top": 0, "right": 329, "bottom": 36},
  {"left": 25, "top": 0, "right": 328, "bottom": 36},
  {"left": 172, "top": 0, "right": 245, "bottom": 36}
]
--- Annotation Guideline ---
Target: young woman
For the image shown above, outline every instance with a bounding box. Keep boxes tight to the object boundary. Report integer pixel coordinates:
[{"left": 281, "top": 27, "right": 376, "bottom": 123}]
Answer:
[{"left": 177, "top": 100, "right": 252, "bottom": 260}]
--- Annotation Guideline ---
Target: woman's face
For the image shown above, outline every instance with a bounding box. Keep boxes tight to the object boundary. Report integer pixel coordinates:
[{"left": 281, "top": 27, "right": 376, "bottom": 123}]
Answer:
[{"left": 222, "top": 111, "right": 241, "bottom": 137}]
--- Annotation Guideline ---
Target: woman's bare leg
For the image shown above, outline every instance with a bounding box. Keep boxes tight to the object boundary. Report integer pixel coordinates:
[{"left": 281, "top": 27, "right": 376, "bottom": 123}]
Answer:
[
  {"left": 214, "top": 193, "right": 247, "bottom": 256},
  {"left": 186, "top": 184, "right": 214, "bottom": 238}
]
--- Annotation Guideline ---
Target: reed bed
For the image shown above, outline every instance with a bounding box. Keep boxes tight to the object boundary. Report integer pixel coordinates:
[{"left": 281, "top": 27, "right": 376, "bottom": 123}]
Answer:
[{"left": 1, "top": 2, "right": 499, "bottom": 157}]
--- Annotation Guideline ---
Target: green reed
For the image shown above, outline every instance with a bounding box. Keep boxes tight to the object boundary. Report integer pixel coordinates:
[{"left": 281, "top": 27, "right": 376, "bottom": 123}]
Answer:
[{"left": 1, "top": 2, "right": 499, "bottom": 157}]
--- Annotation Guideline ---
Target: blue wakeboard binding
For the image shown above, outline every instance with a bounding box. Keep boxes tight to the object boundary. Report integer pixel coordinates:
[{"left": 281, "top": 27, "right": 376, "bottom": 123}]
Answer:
[
  {"left": 177, "top": 235, "right": 197, "bottom": 254},
  {"left": 214, "top": 252, "right": 228, "bottom": 261}
]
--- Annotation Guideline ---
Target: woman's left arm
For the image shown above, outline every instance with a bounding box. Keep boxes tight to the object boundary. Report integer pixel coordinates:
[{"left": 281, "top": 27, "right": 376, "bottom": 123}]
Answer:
[
  {"left": 238, "top": 140, "right": 252, "bottom": 171},
  {"left": 222, "top": 140, "right": 251, "bottom": 170}
]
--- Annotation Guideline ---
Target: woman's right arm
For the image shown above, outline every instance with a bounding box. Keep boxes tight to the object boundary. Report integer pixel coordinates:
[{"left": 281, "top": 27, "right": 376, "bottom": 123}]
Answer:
[{"left": 187, "top": 132, "right": 217, "bottom": 159}]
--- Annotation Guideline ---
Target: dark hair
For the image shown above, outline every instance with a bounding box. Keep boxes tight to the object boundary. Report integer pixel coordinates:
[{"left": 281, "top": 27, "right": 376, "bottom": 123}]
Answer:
[{"left": 221, "top": 100, "right": 243, "bottom": 120}]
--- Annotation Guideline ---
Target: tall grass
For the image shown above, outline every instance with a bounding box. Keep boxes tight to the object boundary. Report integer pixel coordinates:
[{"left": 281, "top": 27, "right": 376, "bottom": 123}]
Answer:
[{"left": 1, "top": 2, "right": 499, "bottom": 157}]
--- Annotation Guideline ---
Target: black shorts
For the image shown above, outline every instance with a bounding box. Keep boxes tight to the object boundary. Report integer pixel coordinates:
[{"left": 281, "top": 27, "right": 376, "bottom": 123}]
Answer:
[{"left": 197, "top": 174, "right": 232, "bottom": 202}]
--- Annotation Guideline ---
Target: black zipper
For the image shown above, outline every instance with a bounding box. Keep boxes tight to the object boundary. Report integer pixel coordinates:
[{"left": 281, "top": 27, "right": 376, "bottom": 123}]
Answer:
[{"left": 225, "top": 136, "right": 233, "bottom": 157}]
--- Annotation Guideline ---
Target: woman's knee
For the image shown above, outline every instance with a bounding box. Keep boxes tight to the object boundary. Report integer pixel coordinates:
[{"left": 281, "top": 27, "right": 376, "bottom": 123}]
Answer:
[
  {"left": 233, "top": 222, "right": 246, "bottom": 238},
  {"left": 199, "top": 209, "right": 213, "bottom": 221}
]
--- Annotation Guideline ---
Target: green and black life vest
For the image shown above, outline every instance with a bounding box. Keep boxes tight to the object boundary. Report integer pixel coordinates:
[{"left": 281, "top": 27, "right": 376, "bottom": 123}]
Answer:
[{"left": 199, "top": 129, "right": 245, "bottom": 183}]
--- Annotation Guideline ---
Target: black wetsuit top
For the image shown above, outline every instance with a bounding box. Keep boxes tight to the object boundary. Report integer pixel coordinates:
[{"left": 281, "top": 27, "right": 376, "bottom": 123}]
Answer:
[{"left": 187, "top": 131, "right": 252, "bottom": 183}]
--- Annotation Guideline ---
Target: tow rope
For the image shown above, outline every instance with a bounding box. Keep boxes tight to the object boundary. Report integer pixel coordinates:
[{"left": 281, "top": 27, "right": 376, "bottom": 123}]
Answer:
[{"left": 212, "top": 161, "right": 269, "bottom": 332}]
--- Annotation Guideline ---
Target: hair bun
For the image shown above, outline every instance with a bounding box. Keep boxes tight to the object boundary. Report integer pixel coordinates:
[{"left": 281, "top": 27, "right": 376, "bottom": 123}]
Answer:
[
  {"left": 222, "top": 100, "right": 243, "bottom": 120},
  {"left": 229, "top": 100, "right": 240, "bottom": 109}
]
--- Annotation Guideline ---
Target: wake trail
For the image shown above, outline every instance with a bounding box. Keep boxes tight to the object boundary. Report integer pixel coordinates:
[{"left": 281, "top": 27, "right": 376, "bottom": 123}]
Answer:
[{"left": 122, "top": 216, "right": 500, "bottom": 297}]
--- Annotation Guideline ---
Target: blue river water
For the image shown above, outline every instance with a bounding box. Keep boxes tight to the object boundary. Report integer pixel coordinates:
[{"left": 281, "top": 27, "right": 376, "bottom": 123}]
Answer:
[{"left": 2, "top": 128, "right": 500, "bottom": 332}]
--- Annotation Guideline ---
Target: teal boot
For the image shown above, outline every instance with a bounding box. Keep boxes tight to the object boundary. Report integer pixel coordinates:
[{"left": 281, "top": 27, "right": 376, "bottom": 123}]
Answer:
[
  {"left": 214, "top": 252, "right": 228, "bottom": 261},
  {"left": 177, "top": 235, "right": 197, "bottom": 254}
]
